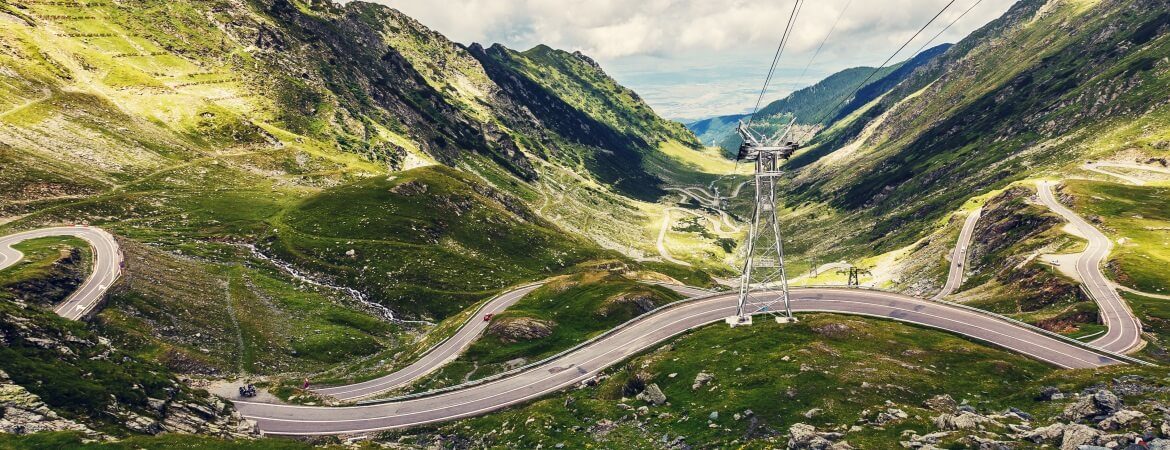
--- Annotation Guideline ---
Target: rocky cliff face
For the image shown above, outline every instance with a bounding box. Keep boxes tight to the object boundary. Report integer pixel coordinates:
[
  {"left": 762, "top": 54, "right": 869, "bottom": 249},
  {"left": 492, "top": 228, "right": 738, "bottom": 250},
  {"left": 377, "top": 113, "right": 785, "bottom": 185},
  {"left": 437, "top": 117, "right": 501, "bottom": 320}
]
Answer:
[{"left": 0, "top": 299, "right": 257, "bottom": 437}]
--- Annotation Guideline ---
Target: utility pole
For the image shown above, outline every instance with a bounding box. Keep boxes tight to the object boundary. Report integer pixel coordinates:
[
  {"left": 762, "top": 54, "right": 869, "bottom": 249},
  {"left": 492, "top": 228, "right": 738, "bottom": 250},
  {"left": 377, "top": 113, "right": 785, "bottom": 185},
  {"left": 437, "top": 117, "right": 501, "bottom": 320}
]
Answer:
[
  {"left": 726, "top": 121, "right": 801, "bottom": 327},
  {"left": 837, "top": 266, "right": 873, "bottom": 288}
]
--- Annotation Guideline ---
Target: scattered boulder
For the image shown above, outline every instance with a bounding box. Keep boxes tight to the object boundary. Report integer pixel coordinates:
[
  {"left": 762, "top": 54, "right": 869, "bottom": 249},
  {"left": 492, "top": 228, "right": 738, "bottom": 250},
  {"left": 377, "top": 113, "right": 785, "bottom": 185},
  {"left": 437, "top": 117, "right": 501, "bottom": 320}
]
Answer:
[
  {"left": 874, "top": 408, "right": 909, "bottom": 425},
  {"left": 1017, "top": 423, "right": 1104, "bottom": 450},
  {"left": 693, "top": 371, "right": 714, "bottom": 390},
  {"left": 933, "top": 411, "right": 999, "bottom": 431},
  {"left": 788, "top": 423, "right": 840, "bottom": 449},
  {"left": 1019, "top": 423, "right": 1069, "bottom": 443},
  {"left": 1149, "top": 439, "right": 1170, "bottom": 450},
  {"left": 803, "top": 408, "right": 823, "bottom": 419},
  {"left": 591, "top": 419, "right": 617, "bottom": 438},
  {"left": 924, "top": 394, "right": 957, "bottom": 412},
  {"left": 1007, "top": 407, "right": 1035, "bottom": 422},
  {"left": 1063, "top": 390, "right": 1123, "bottom": 422},
  {"left": 1060, "top": 424, "right": 1101, "bottom": 450},
  {"left": 1097, "top": 409, "right": 1145, "bottom": 431},
  {"left": 1038, "top": 386, "right": 1065, "bottom": 401},
  {"left": 487, "top": 317, "right": 555, "bottom": 343},
  {"left": 636, "top": 383, "right": 667, "bottom": 406}
]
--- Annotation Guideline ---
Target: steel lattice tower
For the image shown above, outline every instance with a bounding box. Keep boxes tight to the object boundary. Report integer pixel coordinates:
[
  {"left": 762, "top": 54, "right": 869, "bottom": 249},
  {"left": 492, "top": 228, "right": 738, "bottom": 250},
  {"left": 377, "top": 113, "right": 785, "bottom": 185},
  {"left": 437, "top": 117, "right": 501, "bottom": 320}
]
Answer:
[{"left": 726, "top": 122, "right": 799, "bottom": 327}]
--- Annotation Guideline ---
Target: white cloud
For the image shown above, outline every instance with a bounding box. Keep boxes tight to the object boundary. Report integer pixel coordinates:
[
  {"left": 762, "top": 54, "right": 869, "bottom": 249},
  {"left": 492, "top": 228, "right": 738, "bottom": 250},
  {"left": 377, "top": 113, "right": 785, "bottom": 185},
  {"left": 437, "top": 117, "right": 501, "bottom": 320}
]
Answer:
[{"left": 359, "top": 0, "right": 1019, "bottom": 118}]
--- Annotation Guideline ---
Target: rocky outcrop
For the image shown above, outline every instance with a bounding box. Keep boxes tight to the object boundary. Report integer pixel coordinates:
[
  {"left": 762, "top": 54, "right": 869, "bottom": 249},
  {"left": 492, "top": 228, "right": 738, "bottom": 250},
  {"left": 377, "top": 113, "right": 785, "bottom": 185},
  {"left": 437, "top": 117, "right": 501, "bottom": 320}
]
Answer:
[
  {"left": 1062, "top": 389, "right": 1123, "bottom": 422},
  {"left": 965, "top": 187, "right": 1091, "bottom": 318},
  {"left": 923, "top": 394, "right": 957, "bottom": 412},
  {"left": 692, "top": 371, "right": 714, "bottom": 390},
  {"left": 487, "top": 317, "right": 555, "bottom": 343},
  {"left": 933, "top": 411, "right": 1000, "bottom": 431},
  {"left": 7, "top": 248, "right": 86, "bottom": 306},
  {"left": 636, "top": 383, "right": 666, "bottom": 406},
  {"left": 787, "top": 423, "right": 849, "bottom": 449},
  {"left": 0, "top": 299, "right": 258, "bottom": 439},
  {"left": 598, "top": 291, "right": 660, "bottom": 317},
  {"left": 0, "top": 370, "right": 97, "bottom": 436}
]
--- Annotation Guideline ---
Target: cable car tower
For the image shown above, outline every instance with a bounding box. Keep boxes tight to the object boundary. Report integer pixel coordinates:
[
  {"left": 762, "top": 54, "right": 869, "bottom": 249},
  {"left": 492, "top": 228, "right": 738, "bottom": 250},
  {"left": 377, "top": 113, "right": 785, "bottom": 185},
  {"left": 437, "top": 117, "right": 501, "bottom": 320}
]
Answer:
[{"left": 726, "top": 121, "right": 800, "bottom": 327}]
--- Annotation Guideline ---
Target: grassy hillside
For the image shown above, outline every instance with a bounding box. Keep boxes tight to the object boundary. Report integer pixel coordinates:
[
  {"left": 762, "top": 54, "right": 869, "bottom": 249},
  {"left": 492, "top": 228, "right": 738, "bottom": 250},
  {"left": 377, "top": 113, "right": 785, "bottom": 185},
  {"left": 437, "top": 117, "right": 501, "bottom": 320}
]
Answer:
[
  {"left": 0, "top": 0, "right": 720, "bottom": 440},
  {"left": 1064, "top": 180, "right": 1170, "bottom": 294},
  {"left": 269, "top": 165, "right": 610, "bottom": 321},
  {"left": 0, "top": 250, "right": 256, "bottom": 437},
  {"left": 788, "top": 0, "right": 1170, "bottom": 256}
]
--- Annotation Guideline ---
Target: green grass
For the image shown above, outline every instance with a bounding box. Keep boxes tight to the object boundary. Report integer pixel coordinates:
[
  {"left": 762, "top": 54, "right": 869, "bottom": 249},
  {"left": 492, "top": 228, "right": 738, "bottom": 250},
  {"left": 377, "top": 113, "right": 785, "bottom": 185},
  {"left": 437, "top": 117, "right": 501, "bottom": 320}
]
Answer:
[
  {"left": 406, "top": 272, "right": 684, "bottom": 392},
  {"left": 1123, "top": 291, "right": 1170, "bottom": 364},
  {"left": 1065, "top": 180, "right": 1170, "bottom": 294},
  {"left": 270, "top": 165, "right": 612, "bottom": 322},
  {"left": 947, "top": 186, "right": 1098, "bottom": 333},
  {"left": 0, "top": 296, "right": 234, "bottom": 435},
  {"left": 0, "top": 432, "right": 336, "bottom": 450},
  {"left": 0, "top": 236, "right": 90, "bottom": 291},
  {"left": 399, "top": 313, "right": 1166, "bottom": 448},
  {"left": 97, "top": 240, "right": 405, "bottom": 376}
]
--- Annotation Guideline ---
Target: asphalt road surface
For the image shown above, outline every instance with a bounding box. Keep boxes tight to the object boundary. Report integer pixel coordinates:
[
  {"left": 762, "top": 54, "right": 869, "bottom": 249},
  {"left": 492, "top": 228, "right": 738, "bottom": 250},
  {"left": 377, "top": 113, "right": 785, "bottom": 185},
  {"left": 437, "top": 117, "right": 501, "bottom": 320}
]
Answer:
[
  {"left": 933, "top": 208, "right": 982, "bottom": 300},
  {"left": 1036, "top": 181, "right": 1143, "bottom": 353},
  {"left": 313, "top": 284, "right": 545, "bottom": 401},
  {"left": 0, "top": 226, "right": 121, "bottom": 320},
  {"left": 313, "top": 282, "right": 711, "bottom": 402},
  {"left": 1083, "top": 162, "right": 1170, "bottom": 186},
  {"left": 236, "top": 288, "right": 1124, "bottom": 436}
]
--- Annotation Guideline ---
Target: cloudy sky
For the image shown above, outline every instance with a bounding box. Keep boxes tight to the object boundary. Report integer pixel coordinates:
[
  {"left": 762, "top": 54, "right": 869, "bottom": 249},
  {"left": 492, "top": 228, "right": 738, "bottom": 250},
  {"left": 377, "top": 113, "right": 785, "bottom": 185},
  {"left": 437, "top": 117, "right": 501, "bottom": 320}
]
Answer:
[{"left": 364, "top": 0, "right": 1017, "bottom": 121}]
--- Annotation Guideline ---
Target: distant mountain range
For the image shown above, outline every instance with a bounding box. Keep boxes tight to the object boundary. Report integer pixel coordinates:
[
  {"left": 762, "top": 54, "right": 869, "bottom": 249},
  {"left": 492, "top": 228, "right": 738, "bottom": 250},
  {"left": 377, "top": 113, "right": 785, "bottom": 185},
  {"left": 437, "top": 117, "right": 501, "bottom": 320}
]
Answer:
[{"left": 688, "top": 44, "right": 952, "bottom": 153}]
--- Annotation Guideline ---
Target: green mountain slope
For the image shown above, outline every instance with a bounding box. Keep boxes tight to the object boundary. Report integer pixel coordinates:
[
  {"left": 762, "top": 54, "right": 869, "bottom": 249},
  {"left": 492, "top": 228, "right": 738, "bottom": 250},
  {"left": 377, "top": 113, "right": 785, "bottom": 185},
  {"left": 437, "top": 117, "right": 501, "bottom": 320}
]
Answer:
[
  {"left": 687, "top": 45, "right": 950, "bottom": 153},
  {"left": 789, "top": 0, "right": 1170, "bottom": 254},
  {"left": 0, "top": 0, "right": 716, "bottom": 438}
]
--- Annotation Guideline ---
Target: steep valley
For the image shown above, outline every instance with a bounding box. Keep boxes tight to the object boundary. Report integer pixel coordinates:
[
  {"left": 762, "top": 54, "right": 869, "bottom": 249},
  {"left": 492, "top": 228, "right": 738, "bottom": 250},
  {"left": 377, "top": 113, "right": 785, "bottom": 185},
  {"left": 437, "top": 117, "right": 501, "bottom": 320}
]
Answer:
[{"left": 1, "top": 0, "right": 1170, "bottom": 448}]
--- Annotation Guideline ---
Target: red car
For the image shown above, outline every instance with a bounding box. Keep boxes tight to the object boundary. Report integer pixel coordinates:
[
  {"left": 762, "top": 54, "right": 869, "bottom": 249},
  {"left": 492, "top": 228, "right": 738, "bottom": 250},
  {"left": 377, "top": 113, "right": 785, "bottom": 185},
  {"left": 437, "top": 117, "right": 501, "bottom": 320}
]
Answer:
[{"left": 483, "top": 313, "right": 494, "bottom": 322}]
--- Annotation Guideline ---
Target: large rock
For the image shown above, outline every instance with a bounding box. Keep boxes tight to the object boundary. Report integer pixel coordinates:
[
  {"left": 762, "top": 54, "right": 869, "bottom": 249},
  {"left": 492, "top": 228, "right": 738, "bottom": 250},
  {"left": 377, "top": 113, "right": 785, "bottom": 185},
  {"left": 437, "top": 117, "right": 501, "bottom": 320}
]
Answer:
[
  {"left": 598, "top": 291, "right": 659, "bottom": 317},
  {"left": 1148, "top": 439, "right": 1170, "bottom": 450},
  {"left": 933, "top": 412, "right": 999, "bottom": 431},
  {"left": 923, "top": 394, "right": 957, "bottom": 412},
  {"left": 1093, "top": 390, "right": 1122, "bottom": 415},
  {"left": 1063, "top": 390, "right": 1123, "bottom": 422},
  {"left": 1019, "top": 423, "right": 1069, "bottom": 443},
  {"left": 636, "top": 383, "right": 667, "bottom": 406},
  {"left": 1097, "top": 409, "right": 1145, "bottom": 431},
  {"left": 1060, "top": 424, "right": 1101, "bottom": 450},
  {"left": 788, "top": 423, "right": 836, "bottom": 450},
  {"left": 487, "top": 317, "right": 556, "bottom": 343},
  {"left": 692, "top": 371, "right": 714, "bottom": 390}
]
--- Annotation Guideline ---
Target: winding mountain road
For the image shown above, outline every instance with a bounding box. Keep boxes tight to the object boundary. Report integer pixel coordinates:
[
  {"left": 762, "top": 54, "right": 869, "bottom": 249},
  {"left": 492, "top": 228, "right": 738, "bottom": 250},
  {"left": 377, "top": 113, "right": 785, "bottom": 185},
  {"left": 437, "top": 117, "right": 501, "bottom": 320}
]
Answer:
[
  {"left": 1084, "top": 162, "right": 1170, "bottom": 186},
  {"left": 1036, "top": 181, "right": 1143, "bottom": 354},
  {"left": 313, "top": 284, "right": 544, "bottom": 402},
  {"left": 235, "top": 287, "right": 1126, "bottom": 435},
  {"left": 933, "top": 208, "right": 982, "bottom": 300},
  {"left": 0, "top": 226, "right": 121, "bottom": 321},
  {"left": 0, "top": 214, "right": 1146, "bottom": 436}
]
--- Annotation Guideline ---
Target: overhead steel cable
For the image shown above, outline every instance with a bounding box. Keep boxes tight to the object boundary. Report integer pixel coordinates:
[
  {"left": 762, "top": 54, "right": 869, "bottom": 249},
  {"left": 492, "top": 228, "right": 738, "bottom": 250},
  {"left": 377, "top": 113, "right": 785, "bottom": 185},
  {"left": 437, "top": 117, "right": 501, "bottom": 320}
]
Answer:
[
  {"left": 806, "top": 0, "right": 960, "bottom": 137},
  {"left": 744, "top": 0, "right": 806, "bottom": 129},
  {"left": 910, "top": 0, "right": 985, "bottom": 59},
  {"left": 769, "top": 0, "right": 854, "bottom": 143},
  {"left": 799, "top": 0, "right": 854, "bottom": 85}
]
